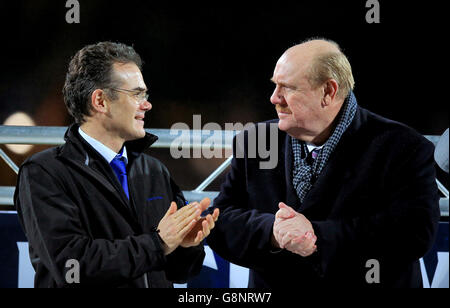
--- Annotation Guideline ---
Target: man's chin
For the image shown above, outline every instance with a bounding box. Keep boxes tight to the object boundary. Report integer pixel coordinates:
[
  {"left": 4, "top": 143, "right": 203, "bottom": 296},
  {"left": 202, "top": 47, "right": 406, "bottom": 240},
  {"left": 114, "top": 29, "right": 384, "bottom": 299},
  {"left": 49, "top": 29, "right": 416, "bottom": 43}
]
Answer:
[
  {"left": 277, "top": 120, "right": 289, "bottom": 132},
  {"left": 278, "top": 122, "right": 306, "bottom": 139},
  {"left": 125, "top": 130, "right": 146, "bottom": 142},
  {"left": 136, "top": 129, "right": 146, "bottom": 138}
]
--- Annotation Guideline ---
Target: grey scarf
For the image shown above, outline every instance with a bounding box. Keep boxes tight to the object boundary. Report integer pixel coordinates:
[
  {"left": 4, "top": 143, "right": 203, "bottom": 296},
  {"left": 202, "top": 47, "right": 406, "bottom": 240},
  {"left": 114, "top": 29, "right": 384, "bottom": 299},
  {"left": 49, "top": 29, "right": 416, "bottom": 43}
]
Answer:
[{"left": 292, "top": 91, "right": 358, "bottom": 202}]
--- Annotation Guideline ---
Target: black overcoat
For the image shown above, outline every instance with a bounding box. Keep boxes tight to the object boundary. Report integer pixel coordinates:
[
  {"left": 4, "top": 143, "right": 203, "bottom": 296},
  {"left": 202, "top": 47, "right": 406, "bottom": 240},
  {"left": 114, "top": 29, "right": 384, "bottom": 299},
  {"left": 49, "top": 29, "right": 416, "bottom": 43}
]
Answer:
[
  {"left": 14, "top": 124, "right": 205, "bottom": 288},
  {"left": 207, "top": 107, "right": 440, "bottom": 288}
]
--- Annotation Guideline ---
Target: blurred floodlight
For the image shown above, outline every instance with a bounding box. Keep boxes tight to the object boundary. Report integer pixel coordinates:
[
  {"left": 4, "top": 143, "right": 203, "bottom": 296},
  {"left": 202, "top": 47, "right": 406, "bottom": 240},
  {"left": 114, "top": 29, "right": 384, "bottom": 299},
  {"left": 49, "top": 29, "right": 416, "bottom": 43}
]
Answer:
[{"left": 3, "top": 112, "right": 35, "bottom": 155}]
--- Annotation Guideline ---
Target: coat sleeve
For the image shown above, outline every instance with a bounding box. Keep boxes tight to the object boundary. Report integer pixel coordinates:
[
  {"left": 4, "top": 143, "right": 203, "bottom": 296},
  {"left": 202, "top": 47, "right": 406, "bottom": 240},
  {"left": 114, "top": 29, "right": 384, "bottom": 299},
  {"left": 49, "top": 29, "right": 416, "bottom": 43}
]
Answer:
[
  {"left": 163, "top": 177, "right": 205, "bottom": 283},
  {"left": 310, "top": 135, "right": 441, "bottom": 276},
  {"left": 15, "top": 162, "right": 167, "bottom": 287},
  {"left": 206, "top": 131, "right": 276, "bottom": 271}
]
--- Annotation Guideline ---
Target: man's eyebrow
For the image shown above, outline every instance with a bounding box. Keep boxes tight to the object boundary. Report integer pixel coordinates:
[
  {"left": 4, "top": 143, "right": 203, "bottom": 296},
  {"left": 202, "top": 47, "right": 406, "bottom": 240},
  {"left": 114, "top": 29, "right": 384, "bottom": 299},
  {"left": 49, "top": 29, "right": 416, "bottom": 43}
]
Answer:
[
  {"left": 131, "top": 87, "right": 147, "bottom": 92},
  {"left": 270, "top": 78, "right": 288, "bottom": 87}
]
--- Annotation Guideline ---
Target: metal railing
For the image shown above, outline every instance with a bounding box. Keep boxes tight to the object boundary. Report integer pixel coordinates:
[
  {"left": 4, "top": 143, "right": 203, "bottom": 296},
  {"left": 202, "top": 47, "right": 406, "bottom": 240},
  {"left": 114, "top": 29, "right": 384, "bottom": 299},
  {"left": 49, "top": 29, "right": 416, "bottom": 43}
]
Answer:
[
  {"left": 0, "top": 125, "right": 448, "bottom": 216},
  {"left": 0, "top": 125, "right": 235, "bottom": 209}
]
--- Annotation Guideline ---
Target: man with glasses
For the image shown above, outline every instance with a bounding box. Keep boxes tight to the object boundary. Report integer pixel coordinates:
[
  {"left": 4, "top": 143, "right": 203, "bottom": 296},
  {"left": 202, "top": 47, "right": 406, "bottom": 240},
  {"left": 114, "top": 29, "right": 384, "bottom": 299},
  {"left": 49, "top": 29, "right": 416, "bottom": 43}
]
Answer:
[{"left": 14, "top": 41, "right": 219, "bottom": 288}]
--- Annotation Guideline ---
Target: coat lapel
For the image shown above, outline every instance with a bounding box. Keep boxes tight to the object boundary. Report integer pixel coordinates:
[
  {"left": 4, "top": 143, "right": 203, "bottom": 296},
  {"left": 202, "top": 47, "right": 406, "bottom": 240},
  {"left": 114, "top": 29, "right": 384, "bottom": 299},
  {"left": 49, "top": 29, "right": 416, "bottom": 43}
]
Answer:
[
  {"left": 62, "top": 156, "right": 125, "bottom": 201},
  {"left": 298, "top": 137, "right": 351, "bottom": 213},
  {"left": 59, "top": 152, "right": 140, "bottom": 224},
  {"left": 281, "top": 132, "right": 302, "bottom": 210},
  {"left": 297, "top": 107, "right": 363, "bottom": 213},
  {"left": 57, "top": 125, "right": 138, "bottom": 223}
]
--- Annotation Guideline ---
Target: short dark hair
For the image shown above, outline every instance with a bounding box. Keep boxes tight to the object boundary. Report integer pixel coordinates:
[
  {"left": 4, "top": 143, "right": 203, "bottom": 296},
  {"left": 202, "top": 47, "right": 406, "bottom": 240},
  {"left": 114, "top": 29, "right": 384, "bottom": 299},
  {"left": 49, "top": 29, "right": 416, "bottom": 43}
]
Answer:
[{"left": 63, "top": 41, "right": 143, "bottom": 124}]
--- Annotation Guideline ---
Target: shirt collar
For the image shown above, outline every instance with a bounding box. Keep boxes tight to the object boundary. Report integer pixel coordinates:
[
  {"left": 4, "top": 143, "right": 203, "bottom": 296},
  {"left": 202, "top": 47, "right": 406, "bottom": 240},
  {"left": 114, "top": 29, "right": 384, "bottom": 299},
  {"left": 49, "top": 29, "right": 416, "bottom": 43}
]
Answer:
[
  {"left": 305, "top": 142, "right": 323, "bottom": 154},
  {"left": 78, "top": 127, "right": 128, "bottom": 164}
]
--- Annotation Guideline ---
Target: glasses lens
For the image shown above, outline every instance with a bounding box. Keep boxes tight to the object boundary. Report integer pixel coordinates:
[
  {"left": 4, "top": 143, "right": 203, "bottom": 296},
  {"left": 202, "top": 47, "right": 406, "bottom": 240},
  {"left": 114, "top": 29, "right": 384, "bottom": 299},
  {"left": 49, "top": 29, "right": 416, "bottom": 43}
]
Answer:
[{"left": 138, "top": 92, "right": 149, "bottom": 102}]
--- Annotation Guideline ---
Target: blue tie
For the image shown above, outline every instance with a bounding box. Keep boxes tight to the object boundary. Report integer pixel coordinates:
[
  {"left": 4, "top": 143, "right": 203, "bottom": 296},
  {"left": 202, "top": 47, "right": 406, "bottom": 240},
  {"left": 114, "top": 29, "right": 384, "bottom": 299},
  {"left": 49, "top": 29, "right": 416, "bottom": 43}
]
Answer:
[{"left": 110, "top": 155, "right": 129, "bottom": 199}]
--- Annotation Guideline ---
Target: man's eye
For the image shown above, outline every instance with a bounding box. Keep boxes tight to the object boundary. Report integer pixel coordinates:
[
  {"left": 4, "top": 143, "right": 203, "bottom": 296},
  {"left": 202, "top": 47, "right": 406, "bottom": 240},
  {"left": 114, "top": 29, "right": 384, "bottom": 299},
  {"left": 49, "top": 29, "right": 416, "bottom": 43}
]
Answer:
[
  {"left": 135, "top": 92, "right": 147, "bottom": 99},
  {"left": 285, "top": 86, "right": 297, "bottom": 92}
]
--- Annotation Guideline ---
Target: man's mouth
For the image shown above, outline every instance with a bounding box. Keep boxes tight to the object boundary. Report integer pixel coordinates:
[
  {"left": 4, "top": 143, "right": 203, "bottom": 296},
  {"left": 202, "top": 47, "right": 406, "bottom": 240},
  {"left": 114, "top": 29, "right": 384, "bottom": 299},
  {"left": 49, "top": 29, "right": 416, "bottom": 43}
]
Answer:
[
  {"left": 135, "top": 114, "right": 145, "bottom": 123},
  {"left": 277, "top": 109, "right": 292, "bottom": 117}
]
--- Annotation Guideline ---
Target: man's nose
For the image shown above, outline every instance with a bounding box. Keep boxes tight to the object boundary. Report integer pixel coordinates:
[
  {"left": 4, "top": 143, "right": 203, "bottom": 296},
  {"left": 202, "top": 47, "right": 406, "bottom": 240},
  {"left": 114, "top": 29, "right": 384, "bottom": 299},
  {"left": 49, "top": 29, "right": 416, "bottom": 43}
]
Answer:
[
  {"left": 140, "top": 100, "right": 152, "bottom": 111},
  {"left": 270, "top": 86, "right": 283, "bottom": 105}
]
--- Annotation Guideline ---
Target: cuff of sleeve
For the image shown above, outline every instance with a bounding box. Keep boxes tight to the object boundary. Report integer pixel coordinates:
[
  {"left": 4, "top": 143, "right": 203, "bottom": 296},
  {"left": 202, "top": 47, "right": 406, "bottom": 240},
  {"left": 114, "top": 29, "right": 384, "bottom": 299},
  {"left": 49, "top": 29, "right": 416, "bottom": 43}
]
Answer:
[
  {"left": 269, "top": 247, "right": 284, "bottom": 254},
  {"left": 148, "top": 231, "right": 167, "bottom": 269}
]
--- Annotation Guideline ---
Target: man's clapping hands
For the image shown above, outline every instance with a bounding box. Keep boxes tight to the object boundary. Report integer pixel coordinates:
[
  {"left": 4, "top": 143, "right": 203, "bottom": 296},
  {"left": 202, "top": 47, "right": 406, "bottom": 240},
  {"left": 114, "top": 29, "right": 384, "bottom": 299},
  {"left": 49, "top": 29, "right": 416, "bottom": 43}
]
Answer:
[{"left": 157, "top": 197, "right": 219, "bottom": 255}]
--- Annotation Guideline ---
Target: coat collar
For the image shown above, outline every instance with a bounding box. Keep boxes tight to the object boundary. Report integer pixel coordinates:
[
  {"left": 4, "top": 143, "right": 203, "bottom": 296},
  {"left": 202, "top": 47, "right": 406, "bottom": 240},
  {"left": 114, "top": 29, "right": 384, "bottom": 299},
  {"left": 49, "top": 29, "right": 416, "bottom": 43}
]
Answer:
[
  {"left": 62, "top": 123, "right": 158, "bottom": 157},
  {"left": 59, "top": 123, "right": 159, "bottom": 167}
]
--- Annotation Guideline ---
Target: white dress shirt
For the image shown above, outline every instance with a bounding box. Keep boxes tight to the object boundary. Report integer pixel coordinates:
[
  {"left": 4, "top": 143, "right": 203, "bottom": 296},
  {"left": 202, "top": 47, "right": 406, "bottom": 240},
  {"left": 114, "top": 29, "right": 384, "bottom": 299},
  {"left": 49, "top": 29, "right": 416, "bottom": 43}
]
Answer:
[{"left": 78, "top": 127, "right": 128, "bottom": 164}]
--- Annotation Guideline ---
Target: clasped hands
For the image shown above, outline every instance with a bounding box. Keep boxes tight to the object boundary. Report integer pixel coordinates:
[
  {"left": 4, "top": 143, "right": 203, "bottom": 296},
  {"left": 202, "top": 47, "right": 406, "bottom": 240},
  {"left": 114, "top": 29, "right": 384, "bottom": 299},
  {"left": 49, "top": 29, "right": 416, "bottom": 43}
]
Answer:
[
  {"left": 157, "top": 197, "right": 220, "bottom": 255},
  {"left": 272, "top": 202, "right": 317, "bottom": 257}
]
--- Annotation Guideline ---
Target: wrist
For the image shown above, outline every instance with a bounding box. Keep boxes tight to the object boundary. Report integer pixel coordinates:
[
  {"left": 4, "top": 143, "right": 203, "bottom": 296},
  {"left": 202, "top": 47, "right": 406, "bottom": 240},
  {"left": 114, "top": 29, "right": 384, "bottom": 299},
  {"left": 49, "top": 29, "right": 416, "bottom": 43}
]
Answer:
[{"left": 271, "top": 233, "right": 280, "bottom": 249}]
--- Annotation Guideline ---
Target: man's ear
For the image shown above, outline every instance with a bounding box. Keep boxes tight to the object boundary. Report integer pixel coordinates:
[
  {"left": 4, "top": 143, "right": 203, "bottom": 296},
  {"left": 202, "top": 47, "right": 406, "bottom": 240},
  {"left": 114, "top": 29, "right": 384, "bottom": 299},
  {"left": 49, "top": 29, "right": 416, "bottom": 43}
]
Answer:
[
  {"left": 91, "top": 89, "right": 109, "bottom": 113},
  {"left": 322, "top": 79, "right": 339, "bottom": 106}
]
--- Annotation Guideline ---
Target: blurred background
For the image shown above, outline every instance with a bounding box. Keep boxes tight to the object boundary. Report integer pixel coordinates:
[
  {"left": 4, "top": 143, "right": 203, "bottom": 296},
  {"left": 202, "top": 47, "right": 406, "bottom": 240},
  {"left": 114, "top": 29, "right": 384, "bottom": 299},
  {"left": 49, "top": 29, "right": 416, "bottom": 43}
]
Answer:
[{"left": 0, "top": 1, "right": 447, "bottom": 194}]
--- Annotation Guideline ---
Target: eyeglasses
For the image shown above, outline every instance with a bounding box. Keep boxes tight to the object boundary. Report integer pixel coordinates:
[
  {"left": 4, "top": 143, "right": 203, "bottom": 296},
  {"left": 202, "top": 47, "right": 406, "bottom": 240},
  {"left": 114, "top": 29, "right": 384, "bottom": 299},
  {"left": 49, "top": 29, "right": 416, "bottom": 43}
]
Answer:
[{"left": 107, "top": 87, "right": 149, "bottom": 104}]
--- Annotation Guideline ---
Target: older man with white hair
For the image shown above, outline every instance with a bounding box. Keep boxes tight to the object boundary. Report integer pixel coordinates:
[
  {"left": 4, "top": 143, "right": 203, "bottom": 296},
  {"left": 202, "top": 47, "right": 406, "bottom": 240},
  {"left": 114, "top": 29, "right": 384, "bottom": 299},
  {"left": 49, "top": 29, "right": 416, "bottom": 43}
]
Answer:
[{"left": 207, "top": 38, "right": 440, "bottom": 288}]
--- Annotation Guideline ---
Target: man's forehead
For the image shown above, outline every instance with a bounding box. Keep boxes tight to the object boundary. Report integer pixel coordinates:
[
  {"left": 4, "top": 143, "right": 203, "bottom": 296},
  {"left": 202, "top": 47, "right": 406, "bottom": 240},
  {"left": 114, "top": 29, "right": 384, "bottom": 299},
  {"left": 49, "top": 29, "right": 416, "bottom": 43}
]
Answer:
[
  {"left": 112, "top": 62, "right": 147, "bottom": 89},
  {"left": 272, "top": 53, "right": 308, "bottom": 84},
  {"left": 280, "top": 40, "right": 337, "bottom": 66}
]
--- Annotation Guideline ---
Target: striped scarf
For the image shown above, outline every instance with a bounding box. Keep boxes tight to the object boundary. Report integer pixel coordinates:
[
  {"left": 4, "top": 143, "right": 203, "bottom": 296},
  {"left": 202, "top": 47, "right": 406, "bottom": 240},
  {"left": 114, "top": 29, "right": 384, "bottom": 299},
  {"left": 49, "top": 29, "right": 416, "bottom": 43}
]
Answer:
[{"left": 292, "top": 91, "right": 357, "bottom": 203}]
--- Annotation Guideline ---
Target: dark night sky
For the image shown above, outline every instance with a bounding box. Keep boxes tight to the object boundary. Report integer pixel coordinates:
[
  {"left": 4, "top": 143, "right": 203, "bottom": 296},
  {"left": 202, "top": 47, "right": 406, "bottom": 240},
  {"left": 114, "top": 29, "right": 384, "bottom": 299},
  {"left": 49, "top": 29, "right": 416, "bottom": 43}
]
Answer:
[{"left": 0, "top": 1, "right": 447, "bottom": 190}]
